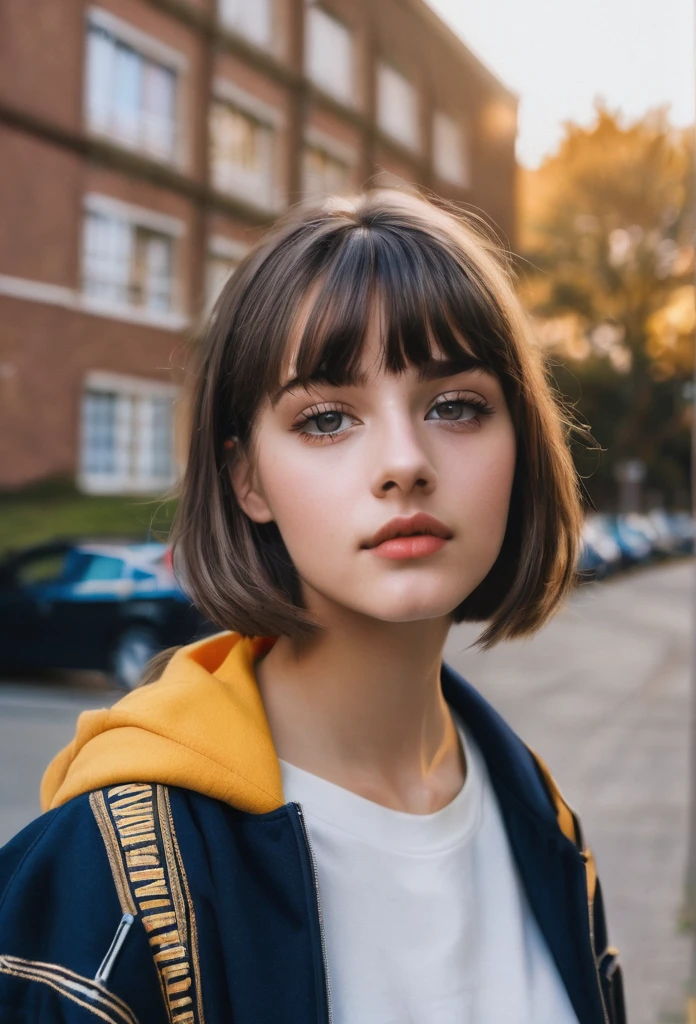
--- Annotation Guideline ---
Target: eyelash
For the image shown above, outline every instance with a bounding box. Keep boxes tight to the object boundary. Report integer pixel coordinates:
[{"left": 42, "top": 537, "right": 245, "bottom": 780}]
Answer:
[{"left": 291, "top": 393, "right": 495, "bottom": 445}]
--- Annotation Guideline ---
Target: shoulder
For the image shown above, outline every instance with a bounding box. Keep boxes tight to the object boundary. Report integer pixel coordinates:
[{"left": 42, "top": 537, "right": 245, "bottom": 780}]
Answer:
[{"left": 0, "top": 788, "right": 177, "bottom": 1023}]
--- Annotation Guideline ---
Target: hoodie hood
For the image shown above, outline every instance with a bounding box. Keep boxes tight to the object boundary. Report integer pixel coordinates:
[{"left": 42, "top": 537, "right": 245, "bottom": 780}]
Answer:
[{"left": 41, "top": 632, "right": 284, "bottom": 813}]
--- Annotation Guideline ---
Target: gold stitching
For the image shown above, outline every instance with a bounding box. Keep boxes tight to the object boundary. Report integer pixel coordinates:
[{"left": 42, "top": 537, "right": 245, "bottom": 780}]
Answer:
[
  {"left": 0, "top": 954, "right": 140, "bottom": 1024},
  {"left": 160, "top": 787, "right": 206, "bottom": 1024},
  {"left": 156, "top": 788, "right": 188, "bottom": 948},
  {"left": 102, "top": 784, "right": 202, "bottom": 1023},
  {"left": 90, "top": 792, "right": 137, "bottom": 917}
]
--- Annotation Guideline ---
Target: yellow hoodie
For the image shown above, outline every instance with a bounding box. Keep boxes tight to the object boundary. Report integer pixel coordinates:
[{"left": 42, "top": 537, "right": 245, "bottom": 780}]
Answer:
[
  {"left": 41, "top": 631, "right": 284, "bottom": 814},
  {"left": 41, "top": 628, "right": 583, "bottom": 874}
]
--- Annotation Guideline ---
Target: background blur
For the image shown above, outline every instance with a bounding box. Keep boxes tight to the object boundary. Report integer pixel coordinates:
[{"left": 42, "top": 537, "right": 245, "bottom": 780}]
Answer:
[{"left": 0, "top": 1, "right": 693, "bottom": 1022}]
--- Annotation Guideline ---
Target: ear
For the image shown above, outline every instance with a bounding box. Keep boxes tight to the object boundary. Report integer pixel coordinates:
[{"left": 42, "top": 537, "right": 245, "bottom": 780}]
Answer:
[{"left": 227, "top": 447, "right": 274, "bottom": 524}]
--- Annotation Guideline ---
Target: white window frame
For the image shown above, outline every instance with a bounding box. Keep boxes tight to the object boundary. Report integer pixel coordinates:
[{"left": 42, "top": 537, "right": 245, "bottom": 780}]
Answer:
[
  {"left": 210, "top": 78, "right": 285, "bottom": 211},
  {"left": 304, "top": 127, "right": 358, "bottom": 168},
  {"left": 80, "top": 193, "right": 185, "bottom": 324},
  {"left": 78, "top": 371, "right": 179, "bottom": 495},
  {"left": 376, "top": 61, "right": 420, "bottom": 152},
  {"left": 305, "top": 5, "right": 355, "bottom": 106},
  {"left": 85, "top": 7, "right": 189, "bottom": 168},
  {"left": 433, "top": 110, "right": 470, "bottom": 188}
]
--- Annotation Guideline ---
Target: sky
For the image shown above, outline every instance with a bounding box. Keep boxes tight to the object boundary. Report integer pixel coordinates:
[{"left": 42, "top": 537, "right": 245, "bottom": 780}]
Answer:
[{"left": 427, "top": 0, "right": 695, "bottom": 168}]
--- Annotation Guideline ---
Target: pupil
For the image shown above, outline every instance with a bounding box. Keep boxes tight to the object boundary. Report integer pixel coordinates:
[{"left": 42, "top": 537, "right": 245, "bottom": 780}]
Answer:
[
  {"left": 318, "top": 412, "right": 341, "bottom": 432},
  {"left": 441, "top": 402, "right": 461, "bottom": 420}
]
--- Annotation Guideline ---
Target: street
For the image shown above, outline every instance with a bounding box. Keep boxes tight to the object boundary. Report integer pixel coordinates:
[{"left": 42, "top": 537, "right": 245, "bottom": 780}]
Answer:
[{"left": 0, "top": 560, "right": 692, "bottom": 1024}]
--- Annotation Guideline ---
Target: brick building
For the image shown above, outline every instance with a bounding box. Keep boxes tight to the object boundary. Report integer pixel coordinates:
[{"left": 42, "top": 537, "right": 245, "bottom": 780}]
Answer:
[{"left": 0, "top": 0, "right": 517, "bottom": 494}]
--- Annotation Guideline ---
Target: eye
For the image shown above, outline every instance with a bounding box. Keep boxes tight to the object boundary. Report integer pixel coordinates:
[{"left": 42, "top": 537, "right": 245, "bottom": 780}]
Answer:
[
  {"left": 425, "top": 394, "right": 494, "bottom": 425},
  {"left": 292, "top": 405, "right": 356, "bottom": 443}
]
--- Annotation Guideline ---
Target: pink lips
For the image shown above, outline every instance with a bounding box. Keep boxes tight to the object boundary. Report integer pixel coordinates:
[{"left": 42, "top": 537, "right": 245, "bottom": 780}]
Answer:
[
  {"left": 370, "top": 535, "right": 448, "bottom": 560},
  {"left": 363, "top": 513, "right": 453, "bottom": 560}
]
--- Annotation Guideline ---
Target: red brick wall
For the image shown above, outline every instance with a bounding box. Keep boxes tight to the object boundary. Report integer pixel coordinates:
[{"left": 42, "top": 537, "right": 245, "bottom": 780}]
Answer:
[
  {"left": 0, "top": 297, "right": 186, "bottom": 486},
  {"left": 0, "top": 0, "right": 517, "bottom": 490}
]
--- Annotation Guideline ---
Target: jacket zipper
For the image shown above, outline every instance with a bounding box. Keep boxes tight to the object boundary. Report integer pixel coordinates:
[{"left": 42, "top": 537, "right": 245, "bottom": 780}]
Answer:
[
  {"left": 295, "top": 803, "right": 333, "bottom": 1024},
  {"left": 585, "top": 858, "right": 610, "bottom": 1024}
]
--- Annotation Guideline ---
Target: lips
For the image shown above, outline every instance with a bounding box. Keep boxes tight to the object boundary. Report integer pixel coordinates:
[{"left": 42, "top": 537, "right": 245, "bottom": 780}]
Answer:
[{"left": 362, "top": 513, "right": 453, "bottom": 550}]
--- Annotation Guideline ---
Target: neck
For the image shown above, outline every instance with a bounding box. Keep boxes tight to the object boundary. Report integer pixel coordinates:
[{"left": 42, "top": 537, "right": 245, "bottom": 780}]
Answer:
[{"left": 255, "top": 610, "right": 465, "bottom": 813}]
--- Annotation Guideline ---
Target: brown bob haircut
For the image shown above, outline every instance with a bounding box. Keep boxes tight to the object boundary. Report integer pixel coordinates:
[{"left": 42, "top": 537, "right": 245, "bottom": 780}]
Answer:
[{"left": 171, "top": 189, "right": 583, "bottom": 651}]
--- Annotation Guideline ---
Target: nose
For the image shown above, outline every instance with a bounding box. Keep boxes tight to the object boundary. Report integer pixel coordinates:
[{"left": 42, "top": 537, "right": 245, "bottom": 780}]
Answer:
[{"left": 369, "top": 416, "right": 437, "bottom": 498}]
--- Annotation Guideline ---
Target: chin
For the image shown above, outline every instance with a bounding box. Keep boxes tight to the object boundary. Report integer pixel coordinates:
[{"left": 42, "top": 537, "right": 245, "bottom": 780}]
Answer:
[{"left": 350, "top": 584, "right": 472, "bottom": 624}]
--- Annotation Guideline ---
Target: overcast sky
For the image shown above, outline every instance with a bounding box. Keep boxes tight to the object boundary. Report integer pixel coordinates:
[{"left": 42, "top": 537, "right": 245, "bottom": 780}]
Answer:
[{"left": 426, "top": 0, "right": 694, "bottom": 167}]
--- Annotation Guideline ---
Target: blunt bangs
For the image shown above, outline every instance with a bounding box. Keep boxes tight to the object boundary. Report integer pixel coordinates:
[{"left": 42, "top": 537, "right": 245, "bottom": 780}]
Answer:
[
  {"left": 168, "top": 189, "right": 583, "bottom": 653},
  {"left": 220, "top": 198, "right": 520, "bottom": 447}
]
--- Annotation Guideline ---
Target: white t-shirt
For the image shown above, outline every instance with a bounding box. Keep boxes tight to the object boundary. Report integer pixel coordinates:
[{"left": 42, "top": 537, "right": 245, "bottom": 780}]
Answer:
[{"left": 280, "top": 717, "right": 579, "bottom": 1024}]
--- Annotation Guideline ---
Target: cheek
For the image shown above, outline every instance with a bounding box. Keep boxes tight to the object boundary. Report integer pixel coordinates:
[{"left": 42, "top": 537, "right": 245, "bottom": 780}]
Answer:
[
  {"left": 256, "top": 443, "right": 349, "bottom": 550},
  {"left": 452, "top": 428, "right": 517, "bottom": 530}
]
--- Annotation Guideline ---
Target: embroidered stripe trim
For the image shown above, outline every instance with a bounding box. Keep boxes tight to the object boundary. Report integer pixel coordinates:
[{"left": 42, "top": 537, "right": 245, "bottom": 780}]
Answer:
[
  {"left": 95, "top": 783, "right": 204, "bottom": 1024},
  {"left": 0, "top": 954, "right": 139, "bottom": 1024},
  {"left": 90, "top": 791, "right": 137, "bottom": 917},
  {"left": 159, "top": 787, "right": 206, "bottom": 1024}
]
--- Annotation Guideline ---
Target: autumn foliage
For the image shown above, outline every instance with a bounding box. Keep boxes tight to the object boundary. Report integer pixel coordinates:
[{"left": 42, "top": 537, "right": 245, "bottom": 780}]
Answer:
[{"left": 518, "top": 103, "right": 693, "bottom": 508}]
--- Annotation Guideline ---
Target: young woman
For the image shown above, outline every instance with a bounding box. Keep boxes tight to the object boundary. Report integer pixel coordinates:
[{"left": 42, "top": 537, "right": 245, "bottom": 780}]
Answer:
[{"left": 0, "top": 191, "right": 625, "bottom": 1024}]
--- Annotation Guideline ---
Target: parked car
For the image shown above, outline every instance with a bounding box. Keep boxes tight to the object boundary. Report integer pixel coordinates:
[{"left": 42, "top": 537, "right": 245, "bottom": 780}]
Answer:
[
  {"left": 576, "top": 538, "right": 609, "bottom": 580},
  {"left": 581, "top": 516, "right": 622, "bottom": 577},
  {"left": 0, "top": 539, "right": 216, "bottom": 689},
  {"left": 667, "top": 511, "right": 695, "bottom": 554},
  {"left": 595, "top": 514, "right": 653, "bottom": 567}
]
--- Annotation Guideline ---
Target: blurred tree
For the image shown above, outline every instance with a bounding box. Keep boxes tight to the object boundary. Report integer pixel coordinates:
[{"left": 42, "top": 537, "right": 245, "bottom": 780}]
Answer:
[{"left": 518, "top": 102, "right": 694, "bottom": 508}]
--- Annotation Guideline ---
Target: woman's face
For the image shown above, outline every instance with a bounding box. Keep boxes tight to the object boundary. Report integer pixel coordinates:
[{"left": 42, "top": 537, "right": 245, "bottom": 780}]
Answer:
[{"left": 231, "top": 315, "right": 517, "bottom": 627}]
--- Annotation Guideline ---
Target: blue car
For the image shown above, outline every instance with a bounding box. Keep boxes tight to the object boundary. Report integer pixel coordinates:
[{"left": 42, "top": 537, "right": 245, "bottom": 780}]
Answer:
[{"left": 0, "top": 539, "right": 215, "bottom": 689}]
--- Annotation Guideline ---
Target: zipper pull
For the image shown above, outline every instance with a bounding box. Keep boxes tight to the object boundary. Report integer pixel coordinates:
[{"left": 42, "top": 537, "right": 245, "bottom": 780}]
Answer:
[{"left": 94, "top": 913, "right": 135, "bottom": 986}]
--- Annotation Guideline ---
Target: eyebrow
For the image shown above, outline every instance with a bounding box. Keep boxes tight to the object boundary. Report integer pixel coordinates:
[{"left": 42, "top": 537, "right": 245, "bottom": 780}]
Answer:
[{"left": 273, "top": 354, "right": 491, "bottom": 403}]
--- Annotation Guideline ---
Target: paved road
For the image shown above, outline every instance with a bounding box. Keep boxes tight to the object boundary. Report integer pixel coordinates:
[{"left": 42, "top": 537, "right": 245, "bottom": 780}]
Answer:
[
  {"left": 445, "top": 561, "right": 692, "bottom": 1024},
  {"left": 0, "top": 560, "right": 692, "bottom": 1023}
]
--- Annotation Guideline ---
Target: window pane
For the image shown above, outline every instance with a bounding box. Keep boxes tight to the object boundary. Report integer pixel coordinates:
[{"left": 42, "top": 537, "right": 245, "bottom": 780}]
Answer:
[
  {"left": 433, "top": 111, "right": 469, "bottom": 187},
  {"left": 81, "top": 391, "right": 117, "bottom": 475},
  {"left": 135, "top": 230, "right": 173, "bottom": 312},
  {"left": 205, "top": 255, "right": 239, "bottom": 312},
  {"left": 86, "top": 27, "right": 115, "bottom": 129},
  {"left": 142, "top": 62, "right": 177, "bottom": 157},
  {"left": 84, "top": 23, "right": 178, "bottom": 161},
  {"left": 82, "top": 211, "right": 173, "bottom": 313},
  {"left": 81, "top": 387, "right": 175, "bottom": 488},
  {"left": 113, "top": 42, "right": 142, "bottom": 144},
  {"left": 149, "top": 397, "right": 174, "bottom": 479},
  {"left": 303, "top": 147, "right": 350, "bottom": 197},
  {"left": 377, "top": 64, "right": 419, "bottom": 150},
  {"left": 210, "top": 102, "right": 273, "bottom": 205},
  {"left": 80, "top": 555, "right": 124, "bottom": 581},
  {"left": 307, "top": 8, "right": 353, "bottom": 102},
  {"left": 219, "top": 0, "right": 273, "bottom": 47},
  {"left": 16, "top": 553, "right": 70, "bottom": 587},
  {"left": 82, "top": 212, "right": 133, "bottom": 305}
]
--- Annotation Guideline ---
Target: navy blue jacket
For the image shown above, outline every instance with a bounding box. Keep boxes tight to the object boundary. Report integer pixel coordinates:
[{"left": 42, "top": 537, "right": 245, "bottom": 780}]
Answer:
[{"left": 0, "top": 658, "right": 625, "bottom": 1024}]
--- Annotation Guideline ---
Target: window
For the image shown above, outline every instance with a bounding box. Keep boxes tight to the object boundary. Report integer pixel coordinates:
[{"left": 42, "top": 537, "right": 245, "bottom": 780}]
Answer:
[
  {"left": 205, "top": 255, "right": 239, "bottom": 312},
  {"left": 303, "top": 146, "right": 351, "bottom": 197},
  {"left": 377, "top": 63, "right": 419, "bottom": 151},
  {"left": 204, "top": 236, "right": 248, "bottom": 314},
  {"left": 306, "top": 7, "right": 353, "bottom": 104},
  {"left": 82, "top": 204, "right": 178, "bottom": 314},
  {"left": 80, "top": 378, "right": 176, "bottom": 493},
  {"left": 219, "top": 0, "right": 273, "bottom": 48},
  {"left": 15, "top": 552, "right": 70, "bottom": 587},
  {"left": 79, "top": 555, "right": 124, "bottom": 581},
  {"left": 85, "top": 19, "right": 180, "bottom": 162},
  {"left": 210, "top": 101, "right": 275, "bottom": 207},
  {"left": 433, "top": 111, "right": 470, "bottom": 187}
]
